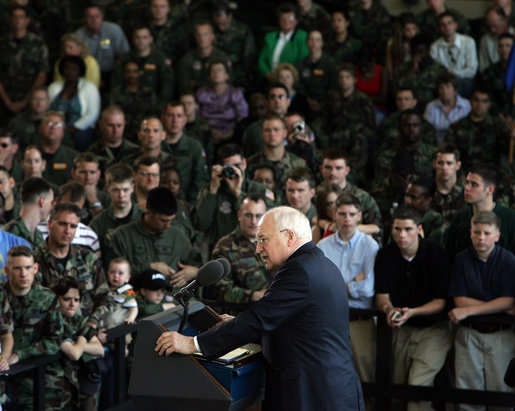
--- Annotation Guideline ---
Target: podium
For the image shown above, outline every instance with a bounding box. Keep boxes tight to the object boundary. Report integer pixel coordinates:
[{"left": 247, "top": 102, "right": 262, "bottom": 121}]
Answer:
[{"left": 129, "top": 301, "right": 265, "bottom": 410}]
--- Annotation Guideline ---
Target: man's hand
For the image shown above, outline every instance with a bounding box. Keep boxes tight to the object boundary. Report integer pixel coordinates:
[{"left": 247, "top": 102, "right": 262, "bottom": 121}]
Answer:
[
  {"left": 251, "top": 288, "right": 266, "bottom": 302},
  {"left": 209, "top": 165, "right": 223, "bottom": 193},
  {"left": 354, "top": 272, "right": 365, "bottom": 282},
  {"left": 170, "top": 262, "right": 198, "bottom": 287},
  {"left": 448, "top": 307, "right": 469, "bottom": 324},
  {"left": 8, "top": 353, "right": 19, "bottom": 366},
  {"left": 0, "top": 358, "right": 9, "bottom": 372},
  {"left": 223, "top": 165, "right": 243, "bottom": 198},
  {"left": 150, "top": 262, "right": 176, "bottom": 277},
  {"left": 385, "top": 306, "right": 404, "bottom": 328},
  {"left": 155, "top": 331, "right": 197, "bottom": 356}
]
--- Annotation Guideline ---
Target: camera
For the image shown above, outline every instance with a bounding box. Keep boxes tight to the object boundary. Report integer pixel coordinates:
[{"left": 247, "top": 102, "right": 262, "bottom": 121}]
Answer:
[
  {"left": 221, "top": 164, "right": 237, "bottom": 179},
  {"left": 292, "top": 120, "right": 306, "bottom": 136}
]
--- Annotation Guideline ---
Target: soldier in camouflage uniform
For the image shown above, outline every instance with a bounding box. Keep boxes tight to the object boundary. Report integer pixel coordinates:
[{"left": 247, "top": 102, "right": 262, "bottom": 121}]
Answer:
[
  {"left": 325, "top": 9, "right": 362, "bottom": 64},
  {"left": 0, "top": 6, "right": 49, "bottom": 124},
  {"left": 108, "top": 61, "right": 160, "bottom": 142},
  {"left": 211, "top": 194, "right": 270, "bottom": 304},
  {"left": 393, "top": 34, "right": 445, "bottom": 109},
  {"left": 373, "top": 110, "right": 436, "bottom": 218},
  {"left": 349, "top": 0, "right": 392, "bottom": 64},
  {"left": 34, "top": 203, "right": 111, "bottom": 331},
  {"left": 211, "top": 0, "right": 256, "bottom": 88},
  {"left": 0, "top": 166, "right": 21, "bottom": 226},
  {"left": 2, "top": 177, "right": 54, "bottom": 249},
  {"left": 0, "top": 129, "right": 23, "bottom": 185},
  {"left": 297, "top": 0, "right": 331, "bottom": 39},
  {"left": 176, "top": 22, "right": 231, "bottom": 95},
  {"left": 3, "top": 245, "right": 64, "bottom": 410},
  {"left": 416, "top": 0, "right": 470, "bottom": 43},
  {"left": 112, "top": 25, "right": 175, "bottom": 106},
  {"left": 106, "top": 0, "right": 150, "bottom": 38},
  {"left": 446, "top": 88, "right": 510, "bottom": 172},
  {"left": 0, "top": 286, "right": 13, "bottom": 405},
  {"left": 246, "top": 115, "right": 307, "bottom": 190}
]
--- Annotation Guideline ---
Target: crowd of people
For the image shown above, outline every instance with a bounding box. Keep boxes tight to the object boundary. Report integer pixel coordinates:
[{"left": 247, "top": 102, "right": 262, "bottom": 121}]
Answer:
[{"left": 0, "top": 0, "right": 514, "bottom": 409}]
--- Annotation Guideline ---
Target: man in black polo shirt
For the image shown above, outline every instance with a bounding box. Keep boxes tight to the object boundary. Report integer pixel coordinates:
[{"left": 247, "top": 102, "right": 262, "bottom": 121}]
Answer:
[
  {"left": 448, "top": 211, "right": 515, "bottom": 404},
  {"left": 375, "top": 205, "right": 452, "bottom": 410}
]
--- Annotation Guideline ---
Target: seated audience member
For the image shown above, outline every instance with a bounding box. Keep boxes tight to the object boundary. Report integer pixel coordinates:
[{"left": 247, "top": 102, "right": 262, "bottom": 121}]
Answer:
[
  {"left": 404, "top": 177, "right": 444, "bottom": 240},
  {"left": 3, "top": 245, "right": 63, "bottom": 409},
  {"left": 108, "top": 187, "right": 201, "bottom": 287},
  {"left": 38, "top": 182, "right": 101, "bottom": 259},
  {"left": 135, "top": 269, "right": 175, "bottom": 318},
  {"left": 446, "top": 87, "right": 510, "bottom": 171},
  {"left": 385, "top": 13, "right": 419, "bottom": 80},
  {"left": 284, "top": 167, "right": 317, "bottom": 226},
  {"left": 90, "top": 162, "right": 143, "bottom": 255},
  {"left": 375, "top": 205, "right": 452, "bottom": 410},
  {"left": 132, "top": 155, "right": 160, "bottom": 210},
  {"left": 416, "top": 0, "right": 470, "bottom": 43},
  {"left": 431, "top": 143, "right": 464, "bottom": 223},
  {"left": 283, "top": 111, "right": 316, "bottom": 170},
  {"left": 88, "top": 105, "right": 140, "bottom": 169},
  {"left": 108, "top": 60, "right": 159, "bottom": 142},
  {"left": 53, "top": 33, "right": 101, "bottom": 87},
  {"left": 311, "top": 183, "right": 342, "bottom": 244},
  {"left": 233, "top": 92, "right": 267, "bottom": 146},
  {"left": 423, "top": 72, "right": 470, "bottom": 143},
  {"left": 479, "top": 33, "right": 514, "bottom": 116},
  {"left": 429, "top": 11, "right": 477, "bottom": 97},
  {"left": 21, "top": 146, "right": 55, "bottom": 191},
  {"left": 446, "top": 165, "right": 515, "bottom": 260},
  {"left": 71, "top": 152, "right": 111, "bottom": 224},
  {"left": 0, "top": 128, "right": 22, "bottom": 184},
  {"left": 51, "top": 277, "right": 105, "bottom": 410},
  {"left": 2, "top": 177, "right": 54, "bottom": 249},
  {"left": 125, "top": 116, "right": 173, "bottom": 166},
  {"left": 0, "top": 166, "right": 20, "bottom": 225},
  {"left": 196, "top": 59, "right": 248, "bottom": 145},
  {"left": 210, "top": 194, "right": 270, "bottom": 304},
  {"left": 325, "top": 9, "right": 362, "bottom": 65},
  {"left": 0, "top": 286, "right": 14, "bottom": 374},
  {"left": 160, "top": 101, "right": 210, "bottom": 203},
  {"left": 448, "top": 211, "right": 515, "bottom": 402},
  {"left": 0, "top": 229, "right": 31, "bottom": 282},
  {"left": 38, "top": 110, "right": 79, "bottom": 187},
  {"left": 257, "top": 2, "right": 308, "bottom": 82},
  {"left": 296, "top": 0, "right": 331, "bottom": 38},
  {"left": 48, "top": 55, "right": 101, "bottom": 151},
  {"left": 8, "top": 87, "right": 50, "bottom": 152},
  {"left": 273, "top": 63, "right": 310, "bottom": 118},
  {"left": 318, "top": 194, "right": 379, "bottom": 384},
  {"left": 478, "top": 6, "right": 513, "bottom": 72},
  {"left": 296, "top": 29, "right": 338, "bottom": 115},
  {"left": 35, "top": 202, "right": 111, "bottom": 331}
]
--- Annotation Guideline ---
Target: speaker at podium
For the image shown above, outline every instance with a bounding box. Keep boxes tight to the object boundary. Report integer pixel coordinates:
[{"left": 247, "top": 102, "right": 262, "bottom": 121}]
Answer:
[{"left": 129, "top": 301, "right": 265, "bottom": 410}]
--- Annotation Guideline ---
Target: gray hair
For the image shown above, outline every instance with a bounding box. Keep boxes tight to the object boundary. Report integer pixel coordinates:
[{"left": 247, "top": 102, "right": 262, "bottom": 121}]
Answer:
[{"left": 265, "top": 206, "right": 312, "bottom": 240}]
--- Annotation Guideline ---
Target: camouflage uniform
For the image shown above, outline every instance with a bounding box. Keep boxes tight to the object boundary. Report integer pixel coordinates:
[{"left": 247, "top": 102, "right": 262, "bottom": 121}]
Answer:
[
  {"left": 8, "top": 110, "right": 40, "bottom": 151},
  {"left": 149, "top": 19, "right": 189, "bottom": 66},
  {"left": 106, "top": 1, "right": 150, "bottom": 38},
  {"left": 88, "top": 137, "right": 140, "bottom": 171},
  {"left": 479, "top": 62, "right": 512, "bottom": 116},
  {"left": 431, "top": 184, "right": 464, "bottom": 223},
  {"left": 393, "top": 59, "right": 445, "bottom": 108},
  {"left": 298, "top": 2, "right": 331, "bottom": 39},
  {"left": 40, "top": 144, "right": 79, "bottom": 187},
  {"left": 211, "top": 225, "right": 270, "bottom": 303},
  {"left": 420, "top": 207, "right": 444, "bottom": 240},
  {"left": 214, "top": 18, "right": 256, "bottom": 88},
  {"left": 0, "top": 32, "right": 49, "bottom": 123},
  {"left": 108, "top": 84, "right": 159, "bottom": 142},
  {"left": 185, "top": 115, "right": 214, "bottom": 164},
  {"left": 176, "top": 47, "right": 231, "bottom": 95},
  {"left": 3, "top": 282, "right": 63, "bottom": 410},
  {"left": 112, "top": 48, "right": 175, "bottom": 106},
  {"left": 90, "top": 203, "right": 143, "bottom": 256},
  {"left": 349, "top": 2, "right": 392, "bottom": 64},
  {"left": 342, "top": 90, "right": 376, "bottom": 131},
  {"left": 241, "top": 119, "right": 264, "bottom": 158},
  {"left": 446, "top": 113, "right": 510, "bottom": 171},
  {"left": 106, "top": 218, "right": 201, "bottom": 283},
  {"left": 378, "top": 111, "right": 438, "bottom": 149},
  {"left": 247, "top": 150, "right": 307, "bottom": 188},
  {"left": 296, "top": 53, "right": 339, "bottom": 102},
  {"left": 416, "top": 8, "right": 470, "bottom": 43},
  {"left": 325, "top": 34, "right": 362, "bottom": 64},
  {"left": 161, "top": 133, "right": 210, "bottom": 203},
  {"left": 34, "top": 241, "right": 111, "bottom": 329},
  {"left": 2, "top": 216, "right": 44, "bottom": 249}
]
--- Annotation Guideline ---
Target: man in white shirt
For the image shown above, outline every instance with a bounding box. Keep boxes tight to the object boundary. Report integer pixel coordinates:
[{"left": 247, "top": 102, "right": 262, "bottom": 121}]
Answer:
[
  {"left": 430, "top": 11, "right": 477, "bottom": 97},
  {"left": 478, "top": 6, "right": 514, "bottom": 72}
]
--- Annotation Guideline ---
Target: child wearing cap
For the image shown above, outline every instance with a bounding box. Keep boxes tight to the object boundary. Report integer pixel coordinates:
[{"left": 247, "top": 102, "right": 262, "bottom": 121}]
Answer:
[{"left": 136, "top": 269, "right": 176, "bottom": 319}]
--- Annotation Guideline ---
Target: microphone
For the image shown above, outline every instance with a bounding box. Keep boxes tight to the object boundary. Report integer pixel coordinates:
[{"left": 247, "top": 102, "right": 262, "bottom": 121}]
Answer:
[
  {"left": 173, "top": 259, "right": 226, "bottom": 299},
  {"left": 215, "top": 257, "right": 231, "bottom": 277}
]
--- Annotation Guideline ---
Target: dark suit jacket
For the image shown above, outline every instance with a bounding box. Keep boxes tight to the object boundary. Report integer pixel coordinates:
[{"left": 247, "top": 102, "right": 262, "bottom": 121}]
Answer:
[{"left": 198, "top": 242, "right": 364, "bottom": 410}]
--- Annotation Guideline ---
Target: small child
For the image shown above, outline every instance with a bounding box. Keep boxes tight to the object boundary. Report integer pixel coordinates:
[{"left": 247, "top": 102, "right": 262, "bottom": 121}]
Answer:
[
  {"left": 136, "top": 269, "right": 175, "bottom": 319},
  {"left": 105, "top": 258, "right": 138, "bottom": 329}
]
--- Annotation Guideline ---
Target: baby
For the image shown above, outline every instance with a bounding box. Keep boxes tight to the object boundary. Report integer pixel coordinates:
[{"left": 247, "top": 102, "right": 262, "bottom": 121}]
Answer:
[{"left": 105, "top": 257, "right": 138, "bottom": 329}]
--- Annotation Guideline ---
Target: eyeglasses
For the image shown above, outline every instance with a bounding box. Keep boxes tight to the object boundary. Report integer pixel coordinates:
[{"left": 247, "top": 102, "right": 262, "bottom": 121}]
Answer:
[
  {"left": 256, "top": 229, "right": 289, "bottom": 246},
  {"left": 138, "top": 172, "right": 160, "bottom": 178},
  {"left": 269, "top": 94, "right": 287, "bottom": 101},
  {"left": 46, "top": 121, "right": 64, "bottom": 128}
]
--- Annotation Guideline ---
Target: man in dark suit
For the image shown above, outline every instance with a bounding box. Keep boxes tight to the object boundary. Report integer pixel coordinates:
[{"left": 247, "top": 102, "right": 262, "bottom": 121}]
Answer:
[{"left": 156, "top": 206, "right": 364, "bottom": 410}]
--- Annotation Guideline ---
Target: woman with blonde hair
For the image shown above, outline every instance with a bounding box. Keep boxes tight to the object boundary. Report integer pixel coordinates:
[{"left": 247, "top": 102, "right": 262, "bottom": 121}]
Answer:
[
  {"left": 273, "top": 62, "right": 309, "bottom": 118},
  {"left": 53, "top": 33, "right": 101, "bottom": 88}
]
